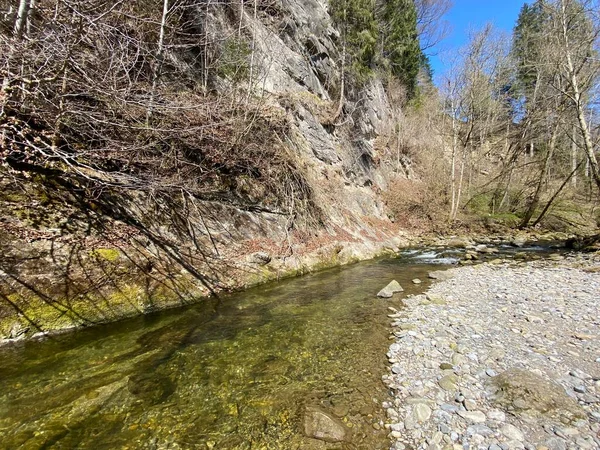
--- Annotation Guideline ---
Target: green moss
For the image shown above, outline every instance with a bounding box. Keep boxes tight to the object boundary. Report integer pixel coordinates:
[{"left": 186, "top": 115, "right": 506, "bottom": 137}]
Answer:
[
  {"left": 0, "top": 242, "right": 395, "bottom": 341},
  {"left": 487, "top": 213, "right": 521, "bottom": 227},
  {"left": 0, "top": 281, "right": 201, "bottom": 340},
  {"left": 0, "top": 192, "right": 28, "bottom": 203},
  {"left": 90, "top": 248, "right": 121, "bottom": 262},
  {"left": 217, "top": 37, "right": 251, "bottom": 81}
]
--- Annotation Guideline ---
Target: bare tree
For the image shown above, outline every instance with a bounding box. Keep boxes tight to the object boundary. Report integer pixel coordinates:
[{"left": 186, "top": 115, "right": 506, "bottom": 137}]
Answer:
[
  {"left": 442, "top": 25, "right": 514, "bottom": 221},
  {"left": 543, "top": 0, "right": 600, "bottom": 191},
  {"left": 415, "top": 0, "right": 453, "bottom": 52}
]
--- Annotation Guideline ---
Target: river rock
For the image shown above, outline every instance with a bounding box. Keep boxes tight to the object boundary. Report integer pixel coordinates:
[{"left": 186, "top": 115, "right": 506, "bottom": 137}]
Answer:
[
  {"left": 303, "top": 407, "right": 348, "bottom": 443},
  {"left": 487, "top": 409, "right": 506, "bottom": 422},
  {"left": 378, "top": 280, "right": 404, "bottom": 298},
  {"left": 428, "top": 270, "right": 454, "bottom": 281},
  {"left": 457, "top": 410, "right": 486, "bottom": 423},
  {"left": 500, "top": 424, "right": 524, "bottom": 441},
  {"left": 439, "top": 374, "right": 458, "bottom": 392},
  {"left": 413, "top": 403, "right": 432, "bottom": 422},
  {"left": 486, "top": 369, "right": 586, "bottom": 424},
  {"left": 447, "top": 238, "right": 470, "bottom": 248},
  {"left": 426, "top": 293, "right": 446, "bottom": 305}
]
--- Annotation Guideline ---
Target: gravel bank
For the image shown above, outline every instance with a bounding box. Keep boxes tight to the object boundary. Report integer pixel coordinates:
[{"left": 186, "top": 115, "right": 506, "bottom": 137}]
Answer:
[{"left": 383, "top": 253, "right": 600, "bottom": 450}]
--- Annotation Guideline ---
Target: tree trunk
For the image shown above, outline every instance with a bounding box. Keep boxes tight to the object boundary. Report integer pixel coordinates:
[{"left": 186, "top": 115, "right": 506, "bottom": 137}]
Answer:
[
  {"left": 533, "top": 158, "right": 585, "bottom": 227},
  {"left": 146, "top": 0, "right": 169, "bottom": 126},
  {"left": 571, "top": 123, "right": 577, "bottom": 188},
  {"left": 13, "top": 0, "right": 30, "bottom": 38},
  {"left": 559, "top": 0, "right": 600, "bottom": 192},
  {"left": 449, "top": 98, "right": 458, "bottom": 220},
  {"left": 244, "top": 0, "right": 258, "bottom": 107},
  {"left": 330, "top": 0, "right": 346, "bottom": 124},
  {"left": 520, "top": 126, "right": 557, "bottom": 228}
]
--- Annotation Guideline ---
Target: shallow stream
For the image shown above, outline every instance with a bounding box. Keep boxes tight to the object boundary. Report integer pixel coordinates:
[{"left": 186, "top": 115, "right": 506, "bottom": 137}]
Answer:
[{"left": 0, "top": 246, "right": 558, "bottom": 449}]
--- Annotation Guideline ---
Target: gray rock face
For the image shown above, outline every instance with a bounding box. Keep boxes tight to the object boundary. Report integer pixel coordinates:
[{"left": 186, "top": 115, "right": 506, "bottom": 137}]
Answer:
[
  {"left": 377, "top": 280, "right": 404, "bottom": 298},
  {"left": 249, "top": 251, "right": 272, "bottom": 265},
  {"left": 295, "top": 104, "right": 340, "bottom": 164},
  {"left": 303, "top": 407, "right": 348, "bottom": 443},
  {"left": 487, "top": 369, "right": 586, "bottom": 424}
]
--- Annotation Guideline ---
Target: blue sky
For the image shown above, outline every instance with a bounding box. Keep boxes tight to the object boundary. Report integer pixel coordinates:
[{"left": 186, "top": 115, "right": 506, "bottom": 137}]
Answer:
[{"left": 429, "top": 0, "right": 533, "bottom": 82}]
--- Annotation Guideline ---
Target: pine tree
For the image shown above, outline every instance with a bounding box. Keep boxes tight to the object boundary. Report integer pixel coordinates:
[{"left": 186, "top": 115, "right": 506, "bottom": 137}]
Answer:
[
  {"left": 512, "top": 1, "right": 546, "bottom": 96},
  {"left": 329, "top": 0, "right": 379, "bottom": 80},
  {"left": 381, "top": 0, "right": 423, "bottom": 97}
]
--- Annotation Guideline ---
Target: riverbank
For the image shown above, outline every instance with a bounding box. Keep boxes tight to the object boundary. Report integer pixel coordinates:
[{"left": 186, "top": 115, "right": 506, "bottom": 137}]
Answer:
[
  {"left": 2, "top": 224, "right": 583, "bottom": 344},
  {"left": 384, "top": 252, "right": 600, "bottom": 449}
]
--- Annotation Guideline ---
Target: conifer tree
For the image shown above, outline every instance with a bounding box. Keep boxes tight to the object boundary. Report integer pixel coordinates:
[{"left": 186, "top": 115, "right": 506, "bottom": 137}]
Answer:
[
  {"left": 381, "top": 0, "right": 423, "bottom": 97},
  {"left": 329, "top": 0, "right": 379, "bottom": 79}
]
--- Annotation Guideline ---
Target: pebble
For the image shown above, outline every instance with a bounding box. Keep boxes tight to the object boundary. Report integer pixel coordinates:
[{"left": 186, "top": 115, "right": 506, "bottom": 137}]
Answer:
[
  {"left": 440, "top": 403, "right": 459, "bottom": 413},
  {"left": 384, "top": 254, "right": 600, "bottom": 450},
  {"left": 544, "top": 437, "right": 566, "bottom": 450},
  {"left": 500, "top": 423, "right": 524, "bottom": 441},
  {"left": 413, "top": 403, "right": 432, "bottom": 422},
  {"left": 487, "top": 410, "right": 506, "bottom": 422},
  {"left": 464, "top": 399, "right": 477, "bottom": 411},
  {"left": 569, "top": 369, "right": 591, "bottom": 380},
  {"left": 456, "top": 410, "right": 486, "bottom": 423},
  {"left": 438, "top": 375, "right": 458, "bottom": 392},
  {"left": 467, "top": 424, "right": 494, "bottom": 436}
]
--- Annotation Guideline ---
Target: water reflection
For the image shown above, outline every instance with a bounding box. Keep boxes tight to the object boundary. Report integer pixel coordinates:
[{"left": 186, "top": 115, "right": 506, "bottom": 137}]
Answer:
[{"left": 0, "top": 257, "right": 443, "bottom": 449}]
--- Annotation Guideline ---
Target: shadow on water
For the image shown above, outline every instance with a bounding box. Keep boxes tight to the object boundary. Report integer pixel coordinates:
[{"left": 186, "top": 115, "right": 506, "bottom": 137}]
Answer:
[{"left": 0, "top": 255, "right": 454, "bottom": 449}]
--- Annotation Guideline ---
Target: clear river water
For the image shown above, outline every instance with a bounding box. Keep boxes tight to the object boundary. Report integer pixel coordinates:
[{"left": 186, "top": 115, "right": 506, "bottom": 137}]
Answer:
[{"left": 0, "top": 247, "right": 553, "bottom": 449}]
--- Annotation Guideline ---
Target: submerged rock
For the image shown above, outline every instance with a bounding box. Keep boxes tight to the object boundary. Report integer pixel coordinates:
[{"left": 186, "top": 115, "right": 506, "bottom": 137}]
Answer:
[
  {"left": 486, "top": 369, "right": 586, "bottom": 424},
  {"left": 303, "top": 407, "right": 348, "bottom": 443},
  {"left": 377, "top": 280, "right": 404, "bottom": 298}
]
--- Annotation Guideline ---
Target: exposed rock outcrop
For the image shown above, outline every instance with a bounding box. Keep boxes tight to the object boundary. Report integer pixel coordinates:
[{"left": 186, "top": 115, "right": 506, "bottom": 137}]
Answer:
[{"left": 0, "top": 0, "right": 404, "bottom": 340}]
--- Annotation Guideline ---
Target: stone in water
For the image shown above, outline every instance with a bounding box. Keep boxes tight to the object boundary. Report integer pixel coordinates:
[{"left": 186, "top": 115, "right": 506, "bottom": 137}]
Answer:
[
  {"left": 377, "top": 280, "right": 404, "bottom": 298},
  {"left": 303, "top": 407, "right": 348, "bottom": 443}
]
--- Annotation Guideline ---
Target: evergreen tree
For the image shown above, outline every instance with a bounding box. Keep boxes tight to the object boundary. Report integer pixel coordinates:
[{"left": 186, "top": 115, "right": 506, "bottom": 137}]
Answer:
[
  {"left": 329, "top": 0, "right": 379, "bottom": 79},
  {"left": 512, "top": 0, "right": 546, "bottom": 96},
  {"left": 381, "top": 0, "right": 423, "bottom": 97}
]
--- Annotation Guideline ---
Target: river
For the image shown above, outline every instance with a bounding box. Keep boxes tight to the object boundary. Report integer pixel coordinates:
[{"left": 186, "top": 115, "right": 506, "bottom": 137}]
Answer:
[{"left": 0, "top": 246, "right": 553, "bottom": 449}]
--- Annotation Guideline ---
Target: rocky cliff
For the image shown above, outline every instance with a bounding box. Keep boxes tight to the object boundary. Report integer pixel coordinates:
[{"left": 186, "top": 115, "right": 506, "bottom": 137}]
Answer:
[{"left": 0, "top": 0, "right": 409, "bottom": 340}]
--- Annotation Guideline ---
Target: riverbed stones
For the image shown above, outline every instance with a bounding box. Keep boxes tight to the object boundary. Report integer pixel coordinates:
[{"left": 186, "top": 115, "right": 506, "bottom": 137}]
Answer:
[
  {"left": 413, "top": 403, "right": 432, "bottom": 422},
  {"left": 303, "top": 407, "right": 348, "bottom": 443},
  {"left": 377, "top": 280, "right": 404, "bottom": 298},
  {"left": 487, "top": 369, "right": 586, "bottom": 424},
  {"left": 457, "top": 410, "right": 487, "bottom": 423},
  {"left": 500, "top": 424, "right": 525, "bottom": 441},
  {"left": 384, "top": 253, "right": 600, "bottom": 450},
  {"left": 438, "top": 375, "right": 458, "bottom": 392}
]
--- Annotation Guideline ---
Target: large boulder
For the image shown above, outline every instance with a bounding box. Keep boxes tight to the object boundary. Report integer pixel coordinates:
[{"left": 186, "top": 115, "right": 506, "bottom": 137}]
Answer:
[
  {"left": 377, "top": 280, "right": 404, "bottom": 298},
  {"left": 486, "top": 369, "right": 586, "bottom": 424},
  {"left": 303, "top": 406, "right": 348, "bottom": 443}
]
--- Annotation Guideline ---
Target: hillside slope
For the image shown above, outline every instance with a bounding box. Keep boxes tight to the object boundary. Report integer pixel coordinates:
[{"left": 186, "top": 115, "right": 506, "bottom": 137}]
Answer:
[{"left": 0, "top": 0, "right": 410, "bottom": 340}]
